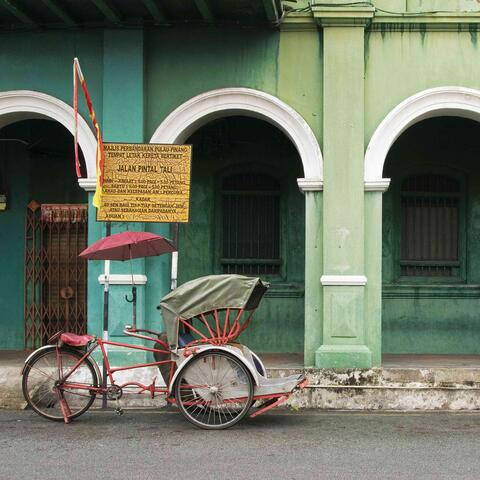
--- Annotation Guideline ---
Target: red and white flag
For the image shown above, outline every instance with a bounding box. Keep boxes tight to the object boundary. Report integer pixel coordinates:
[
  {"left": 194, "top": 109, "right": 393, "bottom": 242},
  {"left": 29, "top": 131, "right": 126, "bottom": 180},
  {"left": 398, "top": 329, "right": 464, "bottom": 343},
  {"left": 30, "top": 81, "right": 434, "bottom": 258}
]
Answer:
[{"left": 73, "top": 57, "right": 104, "bottom": 209}]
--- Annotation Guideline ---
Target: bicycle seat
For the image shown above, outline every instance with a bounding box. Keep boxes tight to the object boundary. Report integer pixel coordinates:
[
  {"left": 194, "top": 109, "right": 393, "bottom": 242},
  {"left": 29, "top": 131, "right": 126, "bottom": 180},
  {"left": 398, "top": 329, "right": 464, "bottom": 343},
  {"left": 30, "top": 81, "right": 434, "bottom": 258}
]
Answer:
[{"left": 60, "top": 332, "right": 94, "bottom": 347}]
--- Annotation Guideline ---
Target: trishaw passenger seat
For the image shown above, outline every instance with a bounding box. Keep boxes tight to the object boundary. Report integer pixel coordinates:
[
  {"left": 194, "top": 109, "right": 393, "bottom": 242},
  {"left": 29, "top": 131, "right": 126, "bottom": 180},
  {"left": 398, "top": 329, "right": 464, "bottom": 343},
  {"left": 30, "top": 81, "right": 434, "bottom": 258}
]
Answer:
[
  {"left": 153, "top": 332, "right": 172, "bottom": 385},
  {"left": 178, "top": 332, "right": 195, "bottom": 347}
]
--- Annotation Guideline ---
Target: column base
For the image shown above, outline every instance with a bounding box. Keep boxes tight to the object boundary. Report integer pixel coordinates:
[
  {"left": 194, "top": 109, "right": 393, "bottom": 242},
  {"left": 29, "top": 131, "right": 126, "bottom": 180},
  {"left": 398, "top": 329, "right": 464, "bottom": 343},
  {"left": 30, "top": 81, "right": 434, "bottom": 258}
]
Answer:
[{"left": 315, "top": 344, "right": 372, "bottom": 369}]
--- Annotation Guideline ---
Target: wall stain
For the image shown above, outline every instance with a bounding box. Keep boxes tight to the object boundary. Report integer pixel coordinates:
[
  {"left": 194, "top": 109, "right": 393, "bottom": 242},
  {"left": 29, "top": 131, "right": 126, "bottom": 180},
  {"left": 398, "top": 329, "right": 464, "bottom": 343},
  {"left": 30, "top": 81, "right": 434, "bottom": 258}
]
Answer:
[
  {"left": 380, "top": 23, "right": 386, "bottom": 40},
  {"left": 274, "top": 32, "right": 280, "bottom": 96},
  {"left": 364, "top": 28, "right": 371, "bottom": 73},
  {"left": 419, "top": 23, "right": 427, "bottom": 45},
  {"left": 469, "top": 23, "right": 478, "bottom": 47}
]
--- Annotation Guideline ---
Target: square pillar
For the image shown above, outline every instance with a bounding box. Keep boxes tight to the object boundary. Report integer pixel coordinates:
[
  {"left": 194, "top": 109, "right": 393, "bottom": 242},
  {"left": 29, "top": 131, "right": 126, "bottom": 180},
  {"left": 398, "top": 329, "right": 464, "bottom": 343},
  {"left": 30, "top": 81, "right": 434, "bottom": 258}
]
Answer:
[
  {"left": 364, "top": 187, "right": 389, "bottom": 366},
  {"left": 303, "top": 188, "right": 323, "bottom": 366},
  {"left": 314, "top": 5, "right": 374, "bottom": 368},
  {"left": 87, "top": 30, "right": 148, "bottom": 355}
]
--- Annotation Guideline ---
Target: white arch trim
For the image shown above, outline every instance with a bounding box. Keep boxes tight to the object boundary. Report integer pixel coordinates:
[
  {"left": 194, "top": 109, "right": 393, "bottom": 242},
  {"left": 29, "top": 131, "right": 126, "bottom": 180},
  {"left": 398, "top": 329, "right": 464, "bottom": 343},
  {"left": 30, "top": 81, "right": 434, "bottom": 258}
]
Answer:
[
  {"left": 0, "top": 90, "right": 97, "bottom": 185},
  {"left": 365, "top": 86, "right": 480, "bottom": 184},
  {"left": 150, "top": 87, "right": 323, "bottom": 191}
]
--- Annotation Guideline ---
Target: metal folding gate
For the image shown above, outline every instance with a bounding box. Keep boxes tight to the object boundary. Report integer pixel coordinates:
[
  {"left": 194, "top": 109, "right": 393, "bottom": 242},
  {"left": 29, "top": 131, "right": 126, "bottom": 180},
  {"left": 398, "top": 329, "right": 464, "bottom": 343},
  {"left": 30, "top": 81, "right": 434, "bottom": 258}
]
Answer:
[{"left": 24, "top": 202, "right": 88, "bottom": 349}]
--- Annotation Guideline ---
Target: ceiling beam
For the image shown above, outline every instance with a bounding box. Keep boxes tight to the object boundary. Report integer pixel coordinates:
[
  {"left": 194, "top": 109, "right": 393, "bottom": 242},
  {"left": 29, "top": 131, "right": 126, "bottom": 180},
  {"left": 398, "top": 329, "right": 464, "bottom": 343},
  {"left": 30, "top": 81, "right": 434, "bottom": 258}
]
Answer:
[
  {"left": 141, "top": 0, "right": 167, "bottom": 25},
  {"left": 262, "top": 0, "right": 281, "bottom": 24},
  {"left": 194, "top": 0, "right": 214, "bottom": 23},
  {"left": 90, "top": 0, "right": 121, "bottom": 24},
  {"left": 1, "top": 0, "right": 36, "bottom": 25},
  {"left": 40, "top": 0, "right": 76, "bottom": 27}
]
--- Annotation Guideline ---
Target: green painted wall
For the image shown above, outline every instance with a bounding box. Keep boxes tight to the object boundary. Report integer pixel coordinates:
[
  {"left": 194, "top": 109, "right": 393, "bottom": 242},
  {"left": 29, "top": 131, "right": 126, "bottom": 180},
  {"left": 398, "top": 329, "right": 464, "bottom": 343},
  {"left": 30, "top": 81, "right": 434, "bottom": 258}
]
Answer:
[
  {"left": 277, "top": 29, "right": 323, "bottom": 142},
  {"left": 177, "top": 117, "right": 305, "bottom": 352},
  {"left": 144, "top": 28, "right": 323, "bottom": 353},
  {"left": 0, "top": 120, "right": 86, "bottom": 349},
  {"left": 365, "top": 29, "right": 480, "bottom": 146},
  {"left": 382, "top": 117, "right": 480, "bottom": 353},
  {"left": 145, "top": 27, "right": 280, "bottom": 139}
]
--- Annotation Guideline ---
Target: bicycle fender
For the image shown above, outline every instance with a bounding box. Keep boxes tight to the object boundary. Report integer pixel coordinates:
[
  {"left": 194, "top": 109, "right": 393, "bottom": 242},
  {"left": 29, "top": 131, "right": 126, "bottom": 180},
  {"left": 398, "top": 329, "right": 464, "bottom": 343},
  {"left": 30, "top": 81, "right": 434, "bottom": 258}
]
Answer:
[
  {"left": 168, "top": 345, "right": 260, "bottom": 394},
  {"left": 21, "top": 345, "right": 56, "bottom": 376}
]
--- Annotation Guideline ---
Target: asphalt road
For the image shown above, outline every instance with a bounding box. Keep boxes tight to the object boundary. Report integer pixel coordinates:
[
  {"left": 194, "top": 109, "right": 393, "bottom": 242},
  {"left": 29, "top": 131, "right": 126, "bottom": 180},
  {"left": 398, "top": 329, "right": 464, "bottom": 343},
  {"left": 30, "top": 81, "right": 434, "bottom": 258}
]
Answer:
[{"left": 1, "top": 409, "right": 480, "bottom": 480}]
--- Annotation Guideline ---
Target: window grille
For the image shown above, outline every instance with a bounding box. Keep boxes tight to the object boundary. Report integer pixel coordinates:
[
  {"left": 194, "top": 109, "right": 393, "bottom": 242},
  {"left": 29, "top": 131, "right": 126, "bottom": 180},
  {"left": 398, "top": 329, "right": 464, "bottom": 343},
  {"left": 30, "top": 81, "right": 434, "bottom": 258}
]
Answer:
[
  {"left": 400, "top": 174, "right": 460, "bottom": 277},
  {"left": 221, "top": 173, "right": 280, "bottom": 275}
]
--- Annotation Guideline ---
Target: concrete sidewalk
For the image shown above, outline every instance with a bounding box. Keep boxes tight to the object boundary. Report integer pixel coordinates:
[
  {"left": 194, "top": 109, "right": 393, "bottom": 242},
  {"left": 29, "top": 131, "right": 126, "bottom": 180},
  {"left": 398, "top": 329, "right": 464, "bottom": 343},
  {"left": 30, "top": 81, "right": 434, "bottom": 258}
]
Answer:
[
  {"left": 3, "top": 351, "right": 480, "bottom": 411},
  {"left": 0, "top": 351, "right": 28, "bottom": 409}
]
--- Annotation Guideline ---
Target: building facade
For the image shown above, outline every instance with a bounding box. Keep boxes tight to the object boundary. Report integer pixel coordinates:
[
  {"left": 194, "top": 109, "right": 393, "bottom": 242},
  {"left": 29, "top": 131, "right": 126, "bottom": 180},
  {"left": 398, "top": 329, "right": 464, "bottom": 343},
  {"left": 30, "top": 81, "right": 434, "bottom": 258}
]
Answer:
[{"left": 2, "top": 0, "right": 480, "bottom": 368}]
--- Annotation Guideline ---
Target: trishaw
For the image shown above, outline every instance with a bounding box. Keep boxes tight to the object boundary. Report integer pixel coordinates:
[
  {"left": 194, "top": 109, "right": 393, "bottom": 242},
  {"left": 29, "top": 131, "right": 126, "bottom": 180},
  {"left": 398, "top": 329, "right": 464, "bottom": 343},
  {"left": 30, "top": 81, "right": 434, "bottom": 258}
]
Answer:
[{"left": 22, "top": 274, "right": 307, "bottom": 429}]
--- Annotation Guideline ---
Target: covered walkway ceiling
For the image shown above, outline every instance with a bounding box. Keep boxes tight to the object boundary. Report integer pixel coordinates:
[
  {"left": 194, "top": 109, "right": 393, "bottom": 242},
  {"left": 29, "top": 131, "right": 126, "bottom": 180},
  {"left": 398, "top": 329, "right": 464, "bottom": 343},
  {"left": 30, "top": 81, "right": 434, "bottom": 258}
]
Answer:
[{"left": 0, "top": 0, "right": 283, "bottom": 31}]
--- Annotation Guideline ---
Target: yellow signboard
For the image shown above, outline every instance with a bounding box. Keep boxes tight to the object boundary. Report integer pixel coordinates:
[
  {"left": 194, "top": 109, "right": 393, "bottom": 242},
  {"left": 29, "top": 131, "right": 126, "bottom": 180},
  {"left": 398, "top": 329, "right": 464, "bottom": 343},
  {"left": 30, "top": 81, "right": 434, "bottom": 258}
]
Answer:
[{"left": 97, "top": 143, "right": 192, "bottom": 223}]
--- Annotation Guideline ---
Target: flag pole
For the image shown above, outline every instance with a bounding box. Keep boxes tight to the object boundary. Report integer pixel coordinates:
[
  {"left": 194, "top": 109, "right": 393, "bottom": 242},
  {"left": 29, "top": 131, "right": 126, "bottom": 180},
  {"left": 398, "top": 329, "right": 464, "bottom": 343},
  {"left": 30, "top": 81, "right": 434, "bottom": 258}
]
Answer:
[{"left": 74, "top": 57, "right": 108, "bottom": 407}]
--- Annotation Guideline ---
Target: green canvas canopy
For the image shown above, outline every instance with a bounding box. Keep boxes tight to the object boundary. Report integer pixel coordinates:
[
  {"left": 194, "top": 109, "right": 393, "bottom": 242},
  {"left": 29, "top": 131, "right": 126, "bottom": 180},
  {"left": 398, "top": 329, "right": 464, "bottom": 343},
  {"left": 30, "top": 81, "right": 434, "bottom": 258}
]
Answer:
[{"left": 158, "top": 274, "right": 269, "bottom": 348}]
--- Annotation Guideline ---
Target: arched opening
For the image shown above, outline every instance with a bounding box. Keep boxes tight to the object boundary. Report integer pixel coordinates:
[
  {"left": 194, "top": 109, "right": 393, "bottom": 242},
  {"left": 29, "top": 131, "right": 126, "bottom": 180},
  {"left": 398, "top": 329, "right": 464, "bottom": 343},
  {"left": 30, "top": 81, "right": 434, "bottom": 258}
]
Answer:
[
  {"left": 179, "top": 116, "right": 305, "bottom": 352},
  {"left": 0, "top": 91, "right": 96, "bottom": 180},
  {"left": 151, "top": 88, "right": 323, "bottom": 360},
  {"left": 150, "top": 88, "right": 322, "bottom": 185},
  {"left": 365, "top": 87, "right": 480, "bottom": 364},
  {"left": 0, "top": 91, "right": 96, "bottom": 350},
  {"left": 0, "top": 118, "right": 89, "bottom": 350},
  {"left": 382, "top": 117, "right": 480, "bottom": 356}
]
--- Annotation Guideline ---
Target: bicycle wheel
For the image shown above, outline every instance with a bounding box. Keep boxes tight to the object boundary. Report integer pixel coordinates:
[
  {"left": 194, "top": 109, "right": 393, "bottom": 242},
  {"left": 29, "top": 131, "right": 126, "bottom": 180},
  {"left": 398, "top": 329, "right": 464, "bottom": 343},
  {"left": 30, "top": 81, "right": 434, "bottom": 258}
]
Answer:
[
  {"left": 22, "top": 346, "right": 99, "bottom": 421},
  {"left": 175, "top": 350, "right": 254, "bottom": 430}
]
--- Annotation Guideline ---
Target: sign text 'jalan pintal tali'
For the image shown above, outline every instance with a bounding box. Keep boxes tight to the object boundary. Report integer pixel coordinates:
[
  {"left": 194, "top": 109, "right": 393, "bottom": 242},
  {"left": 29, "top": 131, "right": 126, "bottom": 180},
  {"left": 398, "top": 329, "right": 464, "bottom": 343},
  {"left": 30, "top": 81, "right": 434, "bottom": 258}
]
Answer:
[{"left": 97, "top": 143, "right": 192, "bottom": 223}]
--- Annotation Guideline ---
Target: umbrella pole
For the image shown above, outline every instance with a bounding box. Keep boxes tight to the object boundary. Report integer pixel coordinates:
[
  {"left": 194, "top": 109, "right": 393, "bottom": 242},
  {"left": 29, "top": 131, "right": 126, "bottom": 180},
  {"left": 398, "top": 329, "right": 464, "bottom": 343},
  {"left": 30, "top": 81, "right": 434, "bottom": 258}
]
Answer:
[
  {"left": 126, "top": 247, "right": 137, "bottom": 329},
  {"left": 102, "top": 221, "right": 111, "bottom": 409},
  {"left": 131, "top": 286, "right": 136, "bottom": 329},
  {"left": 171, "top": 223, "right": 179, "bottom": 290}
]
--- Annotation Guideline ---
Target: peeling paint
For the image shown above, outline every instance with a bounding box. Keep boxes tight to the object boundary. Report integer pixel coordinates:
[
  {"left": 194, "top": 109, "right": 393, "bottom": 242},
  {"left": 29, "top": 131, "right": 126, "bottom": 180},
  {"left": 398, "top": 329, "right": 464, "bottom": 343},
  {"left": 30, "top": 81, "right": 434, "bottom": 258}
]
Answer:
[
  {"left": 270, "top": 366, "right": 480, "bottom": 411},
  {"left": 4, "top": 363, "right": 480, "bottom": 411}
]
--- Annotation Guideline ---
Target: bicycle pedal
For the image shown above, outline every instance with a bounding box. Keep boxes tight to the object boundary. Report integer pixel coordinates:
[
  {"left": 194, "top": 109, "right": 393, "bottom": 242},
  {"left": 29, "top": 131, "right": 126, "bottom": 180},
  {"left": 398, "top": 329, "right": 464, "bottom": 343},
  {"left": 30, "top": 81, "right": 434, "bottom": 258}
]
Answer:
[{"left": 114, "top": 407, "right": 124, "bottom": 416}]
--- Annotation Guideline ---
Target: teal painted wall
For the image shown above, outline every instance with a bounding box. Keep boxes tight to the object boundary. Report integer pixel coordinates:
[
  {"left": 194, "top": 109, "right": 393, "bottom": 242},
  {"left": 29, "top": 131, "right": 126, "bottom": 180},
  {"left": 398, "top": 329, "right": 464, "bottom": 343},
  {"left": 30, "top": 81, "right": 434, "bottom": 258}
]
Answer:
[
  {"left": 0, "top": 31, "right": 104, "bottom": 129},
  {"left": 145, "top": 27, "right": 323, "bottom": 142},
  {"left": 177, "top": 117, "right": 305, "bottom": 352},
  {"left": 0, "top": 142, "right": 29, "bottom": 349},
  {"left": 0, "top": 120, "right": 86, "bottom": 349},
  {"left": 382, "top": 117, "right": 480, "bottom": 353}
]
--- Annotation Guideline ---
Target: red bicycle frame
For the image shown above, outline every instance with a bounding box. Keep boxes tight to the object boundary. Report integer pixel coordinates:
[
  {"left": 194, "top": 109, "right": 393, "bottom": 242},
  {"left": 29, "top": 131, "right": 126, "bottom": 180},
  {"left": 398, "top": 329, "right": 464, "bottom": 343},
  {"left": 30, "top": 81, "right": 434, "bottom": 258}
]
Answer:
[{"left": 59, "top": 327, "right": 176, "bottom": 400}]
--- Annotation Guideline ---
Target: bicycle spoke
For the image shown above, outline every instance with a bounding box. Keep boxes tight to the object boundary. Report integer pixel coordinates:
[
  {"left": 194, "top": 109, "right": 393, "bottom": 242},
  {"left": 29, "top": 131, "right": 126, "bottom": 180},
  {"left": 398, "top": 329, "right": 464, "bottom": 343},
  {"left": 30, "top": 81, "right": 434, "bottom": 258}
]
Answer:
[
  {"left": 175, "top": 351, "right": 253, "bottom": 429},
  {"left": 28, "top": 365, "right": 57, "bottom": 381},
  {"left": 23, "top": 349, "right": 98, "bottom": 422}
]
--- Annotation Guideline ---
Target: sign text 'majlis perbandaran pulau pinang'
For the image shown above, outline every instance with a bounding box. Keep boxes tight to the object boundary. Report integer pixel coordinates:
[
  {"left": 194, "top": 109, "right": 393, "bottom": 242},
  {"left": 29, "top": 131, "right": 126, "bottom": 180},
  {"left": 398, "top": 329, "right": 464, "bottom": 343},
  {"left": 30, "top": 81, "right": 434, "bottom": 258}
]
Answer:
[{"left": 97, "top": 143, "right": 192, "bottom": 223}]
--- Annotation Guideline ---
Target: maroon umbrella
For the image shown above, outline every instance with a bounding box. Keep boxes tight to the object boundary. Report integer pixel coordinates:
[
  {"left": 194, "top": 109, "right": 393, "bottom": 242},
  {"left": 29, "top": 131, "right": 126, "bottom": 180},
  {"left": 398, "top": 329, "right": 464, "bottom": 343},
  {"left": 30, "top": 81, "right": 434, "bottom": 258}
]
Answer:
[
  {"left": 79, "top": 231, "right": 176, "bottom": 261},
  {"left": 79, "top": 231, "right": 176, "bottom": 409},
  {"left": 79, "top": 231, "right": 176, "bottom": 332}
]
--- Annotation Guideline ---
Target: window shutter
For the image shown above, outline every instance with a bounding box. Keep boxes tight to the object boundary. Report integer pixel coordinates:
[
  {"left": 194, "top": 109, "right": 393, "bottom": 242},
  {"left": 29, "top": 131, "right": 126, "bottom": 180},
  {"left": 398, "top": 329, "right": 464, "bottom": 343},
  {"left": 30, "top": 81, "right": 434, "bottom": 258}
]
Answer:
[
  {"left": 400, "top": 174, "right": 460, "bottom": 277},
  {"left": 221, "top": 173, "right": 281, "bottom": 275}
]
